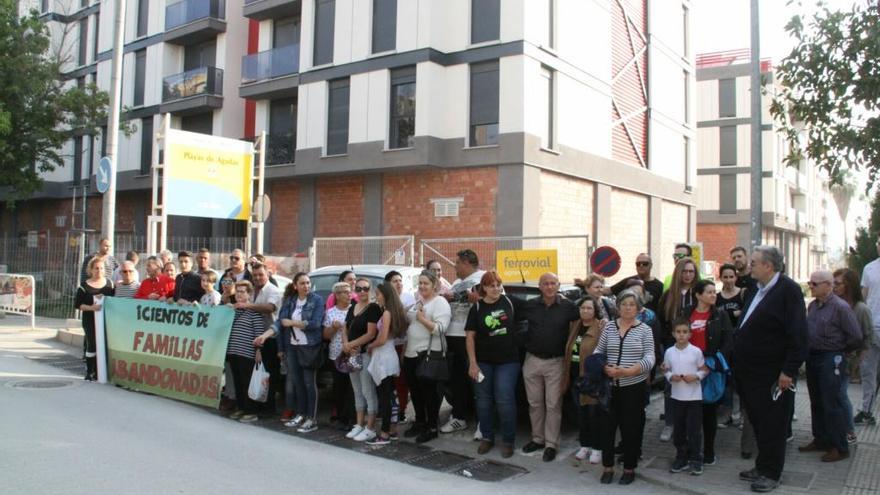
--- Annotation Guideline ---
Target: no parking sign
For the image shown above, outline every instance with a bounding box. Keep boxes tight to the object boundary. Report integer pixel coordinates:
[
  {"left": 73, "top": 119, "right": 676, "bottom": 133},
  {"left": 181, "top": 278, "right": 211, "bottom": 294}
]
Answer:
[{"left": 590, "top": 246, "right": 621, "bottom": 277}]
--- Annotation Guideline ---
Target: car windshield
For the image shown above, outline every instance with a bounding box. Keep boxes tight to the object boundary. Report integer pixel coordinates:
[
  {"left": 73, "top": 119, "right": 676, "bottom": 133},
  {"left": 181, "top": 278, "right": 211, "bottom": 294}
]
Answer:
[{"left": 310, "top": 273, "right": 385, "bottom": 300}]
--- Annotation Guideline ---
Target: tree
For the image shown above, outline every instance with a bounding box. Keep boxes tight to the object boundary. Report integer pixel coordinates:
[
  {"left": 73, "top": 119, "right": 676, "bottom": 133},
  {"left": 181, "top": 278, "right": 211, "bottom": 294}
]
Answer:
[
  {"left": 0, "top": 0, "right": 110, "bottom": 203},
  {"left": 769, "top": 1, "right": 880, "bottom": 191},
  {"left": 848, "top": 188, "right": 880, "bottom": 276}
]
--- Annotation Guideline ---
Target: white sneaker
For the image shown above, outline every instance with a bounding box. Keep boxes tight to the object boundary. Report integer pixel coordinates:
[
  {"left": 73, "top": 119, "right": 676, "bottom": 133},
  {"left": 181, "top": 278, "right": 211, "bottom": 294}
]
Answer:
[
  {"left": 284, "top": 414, "right": 305, "bottom": 428},
  {"left": 346, "top": 424, "right": 364, "bottom": 439},
  {"left": 575, "top": 447, "right": 590, "bottom": 461},
  {"left": 660, "top": 425, "right": 673, "bottom": 442},
  {"left": 473, "top": 424, "right": 483, "bottom": 441},
  {"left": 353, "top": 427, "right": 377, "bottom": 442},
  {"left": 589, "top": 449, "right": 602, "bottom": 464},
  {"left": 440, "top": 417, "right": 467, "bottom": 433},
  {"left": 297, "top": 418, "right": 318, "bottom": 433}
]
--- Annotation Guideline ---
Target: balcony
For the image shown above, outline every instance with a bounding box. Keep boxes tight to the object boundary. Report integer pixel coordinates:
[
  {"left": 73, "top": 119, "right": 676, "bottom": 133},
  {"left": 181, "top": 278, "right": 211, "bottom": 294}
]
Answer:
[
  {"left": 240, "top": 45, "right": 301, "bottom": 100},
  {"left": 265, "top": 134, "right": 296, "bottom": 165},
  {"left": 243, "top": 0, "right": 300, "bottom": 21},
  {"left": 160, "top": 67, "right": 224, "bottom": 115},
  {"left": 164, "top": 0, "right": 226, "bottom": 45}
]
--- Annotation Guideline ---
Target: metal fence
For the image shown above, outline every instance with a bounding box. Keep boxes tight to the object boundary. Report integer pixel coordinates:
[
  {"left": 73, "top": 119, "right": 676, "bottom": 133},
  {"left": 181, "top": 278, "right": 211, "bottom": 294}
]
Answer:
[
  {"left": 419, "top": 235, "right": 591, "bottom": 285},
  {"left": 310, "top": 236, "right": 415, "bottom": 271}
]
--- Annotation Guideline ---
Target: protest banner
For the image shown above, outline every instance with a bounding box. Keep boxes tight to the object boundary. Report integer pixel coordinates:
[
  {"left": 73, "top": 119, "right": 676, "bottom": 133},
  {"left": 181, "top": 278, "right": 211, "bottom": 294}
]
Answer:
[{"left": 102, "top": 297, "right": 234, "bottom": 407}]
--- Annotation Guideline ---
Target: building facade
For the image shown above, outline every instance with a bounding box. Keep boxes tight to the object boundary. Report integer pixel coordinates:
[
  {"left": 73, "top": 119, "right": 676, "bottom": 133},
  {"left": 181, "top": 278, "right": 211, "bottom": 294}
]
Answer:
[
  {"left": 4, "top": 0, "right": 697, "bottom": 279},
  {"left": 694, "top": 50, "right": 831, "bottom": 281}
]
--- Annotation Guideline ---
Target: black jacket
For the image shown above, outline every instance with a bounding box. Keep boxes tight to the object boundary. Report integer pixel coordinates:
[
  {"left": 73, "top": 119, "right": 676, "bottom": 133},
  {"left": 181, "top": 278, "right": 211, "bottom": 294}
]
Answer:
[
  {"left": 692, "top": 306, "right": 733, "bottom": 357},
  {"left": 732, "top": 273, "right": 808, "bottom": 380},
  {"left": 658, "top": 288, "right": 697, "bottom": 348}
]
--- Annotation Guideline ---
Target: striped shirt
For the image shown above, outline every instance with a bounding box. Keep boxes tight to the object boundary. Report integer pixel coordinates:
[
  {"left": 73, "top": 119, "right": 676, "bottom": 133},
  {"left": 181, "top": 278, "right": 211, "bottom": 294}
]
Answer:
[
  {"left": 115, "top": 282, "right": 140, "bottom": 299},
  {"left": 594, "top": 319, "right": 655, "bottom": 387},
  {"left": 228, "top": 309, "right": 263, "bottom": 359}
]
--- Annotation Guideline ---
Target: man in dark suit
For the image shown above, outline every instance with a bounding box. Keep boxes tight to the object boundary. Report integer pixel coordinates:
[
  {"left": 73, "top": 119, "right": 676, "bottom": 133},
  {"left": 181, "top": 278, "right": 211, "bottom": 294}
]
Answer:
[{"left": 732, "top": 246, "right": 808, "bottom": 493}]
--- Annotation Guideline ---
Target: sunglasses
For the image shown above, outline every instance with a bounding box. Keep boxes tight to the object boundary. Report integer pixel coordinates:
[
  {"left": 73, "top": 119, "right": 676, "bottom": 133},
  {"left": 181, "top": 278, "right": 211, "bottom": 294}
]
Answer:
[
  {"left": 636, "top": 261, "right": 651, "bottom": 267},
  {"left": 221, "top": 280, "right": 233, "bottom": 285},
  {"left": 354, "top": 286, "right": 371, "bottom": 293},
  {"left": 807, "top": 281, "right": 829, "bottom": 287},
  {"left": 229, "top": 256, "right": 240, "bottom": 261},
  {"left": 673, "top": 253, "right": 686, "bottom": 259},
  {"left": 121, "top": 270, "right": 134, "bottom": 273}
]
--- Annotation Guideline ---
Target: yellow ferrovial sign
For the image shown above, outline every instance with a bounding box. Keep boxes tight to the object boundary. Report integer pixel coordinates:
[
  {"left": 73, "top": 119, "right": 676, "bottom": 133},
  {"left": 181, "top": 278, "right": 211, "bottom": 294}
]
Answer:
[{"left": 496, "top": 249, "right": 558, "bottom": 283}]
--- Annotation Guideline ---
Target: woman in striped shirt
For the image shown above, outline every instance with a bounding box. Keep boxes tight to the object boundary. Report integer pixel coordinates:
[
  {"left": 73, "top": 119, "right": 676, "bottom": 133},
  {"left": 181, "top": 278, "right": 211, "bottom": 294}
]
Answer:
[
  {"left": 595, "top": 290, "right": 655, "bottom": 485},
  {"left": 226, "top": 280, "right": 265, "bottom": 423}
]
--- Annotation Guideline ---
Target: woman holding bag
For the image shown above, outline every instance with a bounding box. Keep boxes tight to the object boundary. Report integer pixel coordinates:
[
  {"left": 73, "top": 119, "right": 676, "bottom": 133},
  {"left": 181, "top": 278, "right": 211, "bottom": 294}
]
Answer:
[
  {"left": 255, "top": 272, "right": 325, "bottom": 433},
  {"left": 228, "top": 281, "right": 265, "bottom": 423},
  {"left": 74, "top": 257, "right": 115, "bottom": 381},
  {"left": 343, "top": 278, "right": 383, "bottom": 442},
  {"left": 365, "top": 283, "right": 407, "bottom": 445},
  {"left": 403, "top": 270, "right": 452, "bottom": 444}
]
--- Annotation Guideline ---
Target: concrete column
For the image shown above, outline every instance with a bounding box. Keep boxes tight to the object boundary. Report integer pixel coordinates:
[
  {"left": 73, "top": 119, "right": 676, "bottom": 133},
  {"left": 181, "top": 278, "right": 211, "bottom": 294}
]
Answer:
[
  {"left": 363, "top": 174, "right": 383, "bottom": 236},
  {"left": 298, "top": 178, "right": 316, "bottom": 252},
  {"left": 649, "top": 196, "right": 663, "bottom": 259},
  {"left": 594, "top": 183, "right": 612, "bottom": 246},
  {"left": 521, "top": 165, "right": 542, "bottom": 237}
]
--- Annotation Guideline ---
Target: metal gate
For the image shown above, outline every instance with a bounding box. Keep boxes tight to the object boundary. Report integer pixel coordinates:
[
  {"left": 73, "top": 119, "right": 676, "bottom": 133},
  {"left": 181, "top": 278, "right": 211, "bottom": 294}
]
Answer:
[
  {"left": 419, "top": 235, "right": 591, "bottom": 285},
  {"left": 310, "top": 236, "right": 415, "bottom": 271}
]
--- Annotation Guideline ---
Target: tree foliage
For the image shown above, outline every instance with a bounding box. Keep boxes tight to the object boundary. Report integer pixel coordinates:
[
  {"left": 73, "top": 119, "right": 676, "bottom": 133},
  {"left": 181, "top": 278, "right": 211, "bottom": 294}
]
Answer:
[
  {"left": 770, "top": 1, "right": 880, "bottom": 191},
  {"left": 0, "top": 0, "right": 110, "bottom": 203},
  {"left": 847, "top": 188, "right": 880, "bottom": 275}
]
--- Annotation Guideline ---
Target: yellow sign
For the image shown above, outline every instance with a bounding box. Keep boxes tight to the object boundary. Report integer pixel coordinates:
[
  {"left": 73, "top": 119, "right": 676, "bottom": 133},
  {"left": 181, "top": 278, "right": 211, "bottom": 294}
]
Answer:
[
  {"left": 496, "top": 249, "right": 558, "bottom": 283},
  {"left": 165, "top": 129, "right": 254, "bottom": 221}
]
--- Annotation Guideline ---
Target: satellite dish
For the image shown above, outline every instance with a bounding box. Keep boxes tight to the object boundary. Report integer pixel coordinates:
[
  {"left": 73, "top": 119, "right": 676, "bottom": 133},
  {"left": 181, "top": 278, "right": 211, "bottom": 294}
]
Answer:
[{"left": 252, "top": 194, "right": 271, "bottom": 222}]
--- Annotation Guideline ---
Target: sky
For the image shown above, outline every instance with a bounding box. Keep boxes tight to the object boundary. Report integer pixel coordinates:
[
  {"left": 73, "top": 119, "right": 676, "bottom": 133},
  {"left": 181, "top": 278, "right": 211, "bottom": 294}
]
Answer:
[{"left": 693, "top": 0, "right": 866, "bottom": 264}]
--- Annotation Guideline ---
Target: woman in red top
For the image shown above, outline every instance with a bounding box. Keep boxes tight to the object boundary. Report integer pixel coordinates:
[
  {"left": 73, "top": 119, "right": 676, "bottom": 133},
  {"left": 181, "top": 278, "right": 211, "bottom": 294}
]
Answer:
[{"left": 688, "top": 279, "right": 733, "bottom": 465}]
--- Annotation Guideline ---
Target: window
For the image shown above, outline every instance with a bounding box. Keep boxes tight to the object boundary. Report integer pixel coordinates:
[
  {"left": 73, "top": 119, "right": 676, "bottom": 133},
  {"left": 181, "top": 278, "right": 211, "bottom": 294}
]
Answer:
[
  {"left": 137, "top": 0, "right": 149, "bottom": 38},
  {"left": 76, "top": 76, "right": 85, "bottom": 88},
  {"left": 538, "top": 66, "right": 554, "bottom": 149},
  {"left": 93, "top": 12, "right": 100, "bottom": 59},
  {"left": 313, "top": 0, "right": 335, "bottom": 66},
  {"left": 536, "top": 0, "right": 554, "bottom": 48},
  {"left": 684, "top": 136, "right": 692, "bottom": 192},
  {"left": 469, "top": 60, "right": 499, "bottom": 146},
  {"left": 133, "top": 49, "right": 146, "bottom": 106},
  {"left": 73, "top": 137, "right": 83, "bottom": 184},
  {"left": 432, "top": 198, "right": 462, "bottom": 217},
  {"left": 719, "top": 78, "right": 735, "bottom": 118},
  {"left": 78, "top": 18, "right": 88, "bottom": 66},
  {"left": 683, "top": 69, "right": 690, "bottom": 124},
  {"left": 682, "top": 5, "right": 689, "bottom": 56},
  {"left": 184, "top": 40, "right": 215, "bottom": 70},
  {"left": 273, "top": 17, "right": 300, "bottom": 48},
  {"left": 41, "top": 0, "right": 48, "bottom": 13},
  {"left": 140, "top": 117, "right": 153, "bottom": 175},
  {"left": 181, "top": 113, "right": 213, "bottom": 134},
  {"left": 268, "top": 97, "right": 297, "bottom": 164},
  {"left": 389, "top": 66, "right": 415, "bottom": 149},
  {"left": 720, "top": 125, "right": 736, "bottom": 166},
  {"left": 372, "top": 0, "right": 396, "bottom": 53},
  {"left": 471, "top": 0, "right": 500, "bottom": 44},
  {"left": 100, "top": 125, "right": 108, "bottom": 157},
  {"left": 326, "top": 78, "right": 350, "bottom": 155},
  {"left": 719, "top": 174, "right": 736, "bottom": 213}
]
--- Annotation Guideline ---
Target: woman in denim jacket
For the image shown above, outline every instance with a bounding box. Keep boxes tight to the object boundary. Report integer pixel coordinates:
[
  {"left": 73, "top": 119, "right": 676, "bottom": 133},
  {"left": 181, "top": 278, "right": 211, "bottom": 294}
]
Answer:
[{"left": 256, "top": 272, "right": 325, "bottom": 432}]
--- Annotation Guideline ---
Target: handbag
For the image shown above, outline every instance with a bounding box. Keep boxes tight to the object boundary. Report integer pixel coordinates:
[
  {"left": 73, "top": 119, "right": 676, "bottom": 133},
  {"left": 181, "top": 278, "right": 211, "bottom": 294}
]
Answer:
[
  {"left": 416, "top": 333, "right": 449, "bottom": 382},
  {"left": 295, "top": 342, "right": 326, "bottom": 370},
  {"left": 701, "top": 352, "right": 730, "bottom": 404},
  {"left": 247, "top": 362, "right": 270, "bottom": 402},
  {"left": 334, "top": 351, "right": 363, "bottom": 373}
]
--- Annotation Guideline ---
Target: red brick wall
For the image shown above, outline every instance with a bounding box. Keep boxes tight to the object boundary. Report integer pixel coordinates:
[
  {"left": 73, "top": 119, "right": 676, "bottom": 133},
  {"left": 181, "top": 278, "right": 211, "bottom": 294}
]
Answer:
[
  {"left": 382, "top": 167, "right": 498, "bottom": 239},
  {"left": 269, "top": 180, "right": 299, "bottom": 255},
  {"left": 315, "top": 176, "right": 365, "bottom": 237},
  {"left": 697, "top": 223, "right": 738, "bottom": 266},
  {"left": 0, "top": 194, "right": 149, "bottom": 239}
]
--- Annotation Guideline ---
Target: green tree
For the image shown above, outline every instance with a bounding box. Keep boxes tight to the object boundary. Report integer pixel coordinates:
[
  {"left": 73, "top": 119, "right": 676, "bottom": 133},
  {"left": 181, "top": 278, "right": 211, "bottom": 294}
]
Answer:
[
  {"left": 848, "top": 189, "right": 880, "bottom": 276},
  {"left": 769, "top": 1, "right": 880, "bottom": 190},
  {"left": 0, "top": 0, "right": 110, "bottom": 203}
]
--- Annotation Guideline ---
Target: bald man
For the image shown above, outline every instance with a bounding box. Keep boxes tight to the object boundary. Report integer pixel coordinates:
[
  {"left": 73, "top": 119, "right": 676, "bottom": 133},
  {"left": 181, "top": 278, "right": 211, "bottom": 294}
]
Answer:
[
  {"left": 519, "top": 272, "right": 580, "bottom": 461},
  {"left": 800, "top": 270, "right": 863, "bottom": 463}
]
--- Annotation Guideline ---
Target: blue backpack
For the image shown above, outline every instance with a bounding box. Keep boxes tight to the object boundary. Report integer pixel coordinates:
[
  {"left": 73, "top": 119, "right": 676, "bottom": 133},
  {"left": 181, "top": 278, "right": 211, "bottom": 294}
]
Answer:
[{"left": 701, "top": 352, "right": 730, "bottom": 404}]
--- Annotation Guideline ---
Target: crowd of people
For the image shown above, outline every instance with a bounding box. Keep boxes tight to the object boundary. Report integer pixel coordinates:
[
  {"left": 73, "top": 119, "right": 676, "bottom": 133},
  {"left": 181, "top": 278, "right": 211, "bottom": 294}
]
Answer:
[{"left": 75, "top": 237, "right": 880, "bottom": 492}]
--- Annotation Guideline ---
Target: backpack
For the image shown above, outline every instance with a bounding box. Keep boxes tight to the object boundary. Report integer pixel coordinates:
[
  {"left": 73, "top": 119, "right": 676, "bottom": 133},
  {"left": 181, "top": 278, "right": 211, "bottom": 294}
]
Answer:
[{"left": 701, "top": 352, "right": 730, "bottom": 404}]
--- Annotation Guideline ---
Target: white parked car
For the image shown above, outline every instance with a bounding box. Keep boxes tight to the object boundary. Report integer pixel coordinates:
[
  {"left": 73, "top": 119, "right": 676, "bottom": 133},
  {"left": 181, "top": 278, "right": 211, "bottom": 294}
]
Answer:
[{"left": 308, "top": 264, "right": 423, "bottom": 301}]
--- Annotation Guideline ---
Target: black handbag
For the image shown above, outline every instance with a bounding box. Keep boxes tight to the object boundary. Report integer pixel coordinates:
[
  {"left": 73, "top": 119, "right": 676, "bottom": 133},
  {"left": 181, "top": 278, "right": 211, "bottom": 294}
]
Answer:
[
  {"left": 295, "top": 342, "right": 326, "bottom": 370},
  {"left": 416, "top": 334, "right": 449, "bottom": 382}
]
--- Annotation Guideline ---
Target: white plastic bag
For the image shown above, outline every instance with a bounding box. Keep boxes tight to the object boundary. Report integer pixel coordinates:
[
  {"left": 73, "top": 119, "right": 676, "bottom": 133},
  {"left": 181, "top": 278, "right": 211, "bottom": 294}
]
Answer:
[{"left": 247, "top": 362, "right": 270, "bottom": 402}]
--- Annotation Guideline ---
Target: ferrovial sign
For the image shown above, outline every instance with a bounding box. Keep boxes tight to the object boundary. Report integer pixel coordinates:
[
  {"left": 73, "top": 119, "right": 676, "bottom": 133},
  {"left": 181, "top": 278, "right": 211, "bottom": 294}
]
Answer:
[
  {"left": 496, "top": 249, "right": 558, "bottom": 283},
  {"left": 164, "top": 129, "right": 254, "bottom": 220}
]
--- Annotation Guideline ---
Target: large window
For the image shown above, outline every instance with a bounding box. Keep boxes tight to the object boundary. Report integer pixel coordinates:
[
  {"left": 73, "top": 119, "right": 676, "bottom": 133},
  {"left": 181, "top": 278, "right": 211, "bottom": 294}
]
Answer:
[
  {"left": 372, "top": 0, "right": 396, "bottom": 53},
  {"left": 73, "top": 137, "right": 83, "bottom": 184},
  {"left": 140, "top": 117, "right": 153, "bottom": 175},
  {"left": 538, "top": 66, "right": 554, "bottom": 149},
  {"left": 93, "top": 12, "right": 100, "bottom": 59},
  {"left": 78, "top": 18, "right": 88, "bottom": 66},
  {"left": 389, "top": 66, "right": 415, "bottom": 149},
  {"left": 719, "top": 78, "right": 736, "bottom": 118},
  {"left": 682, "top": 4, "right": 689, "bottom": 56},
  {"left": 133, "top": 49, "right": 146, "bottom": 106},
  {"left": 469, "top": 60, "right": 499, "bottom": 146},
  {"left": 137, "top": 0, "right": 149, "bottom": 38},
  {"left": 327, "top": 78, "right": 350, "bottom": 155},
  {"left": 269, "top": 97, "right": 297, "bottom": 165},
  {"left": 274, "top": 17, "right": 300, "bottom": 48},
  {"left": 471, "top": 0, "right": 500, "bottom": 44},
  {"left": 683, "top": 69, "right": 690, "bottom": 124},
  {"left": 720, "top": 126, "right": 736, "bottom": 166},
  {"left": 313, "top": 0, "right": 335, "bottom": 66}
]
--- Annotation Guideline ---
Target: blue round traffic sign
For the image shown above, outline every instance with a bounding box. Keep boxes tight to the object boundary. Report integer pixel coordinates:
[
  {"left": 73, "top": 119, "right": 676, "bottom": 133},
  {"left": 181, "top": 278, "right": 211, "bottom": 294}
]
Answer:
[
  {"left": 96, "top": 156, "right": 112, "bottom": 193},
  {"left": 590, "top": 246, "right": 621, "bottom": 277}
]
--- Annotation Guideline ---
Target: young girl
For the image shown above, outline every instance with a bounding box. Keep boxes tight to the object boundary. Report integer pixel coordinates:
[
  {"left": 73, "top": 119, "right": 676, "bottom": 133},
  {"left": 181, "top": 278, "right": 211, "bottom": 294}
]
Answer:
[
  {"left": 664, "top": 318, "right": 708, "bottom": 476},
  {"left": 199, "top": 271, "right": 221, "bottom": 306},
  {"left": 366, "top": 283, "right": 407, "bottom": 445}
]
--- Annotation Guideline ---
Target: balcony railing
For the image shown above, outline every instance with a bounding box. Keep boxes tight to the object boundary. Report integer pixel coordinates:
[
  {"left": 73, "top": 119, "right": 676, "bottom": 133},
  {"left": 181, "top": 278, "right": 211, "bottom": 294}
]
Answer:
[
  {"left": 162, "top": 67, "right": 224, "bottom": 102},
  {"left": 266, "top": 133, "right": 296, "bottom": 165},
  {"left": 165, "top": 0, "right": 225, "bottom": 31},
  {"left": 242, "top": 44, "right": 300, "bottom": 84}
]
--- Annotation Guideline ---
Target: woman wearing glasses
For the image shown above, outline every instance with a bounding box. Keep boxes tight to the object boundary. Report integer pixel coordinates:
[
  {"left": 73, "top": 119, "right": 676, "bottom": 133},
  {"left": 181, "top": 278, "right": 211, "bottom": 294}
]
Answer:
[{"left": 343, "top": 278, "right": 383, "bottom": 442}]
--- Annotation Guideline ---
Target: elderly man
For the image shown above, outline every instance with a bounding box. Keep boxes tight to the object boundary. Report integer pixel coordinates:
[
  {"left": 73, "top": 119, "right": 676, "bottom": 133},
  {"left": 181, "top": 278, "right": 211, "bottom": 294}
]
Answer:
[
  {"left": 221, "top": 249, "right": 252, "bottom": 288},
  {"left": 236, "top": 262, "right": 282, "bottom": 415},
  {"left": 611, "top": 253, "right": 663, "bottom": 313},
  {"left": 521, "top": 272, "right": 580, "bottom": 461},
  {"left": 115, "top": 261, "right": 140, "bottom": 298},
  {"left": 733, "top": 246, "right": 808, "bottom": 493},
  {"left": 80, "top": 237, "right": 119, "bottom": 285},
  {"left": 798, "top": 270, "right": 862, "bottom": 462},
  {"left": 173, "top": 251, "right": 204, "bottom": 303},
  {"left": 135, "top": 257, "right": 174, "bottom": 300}
]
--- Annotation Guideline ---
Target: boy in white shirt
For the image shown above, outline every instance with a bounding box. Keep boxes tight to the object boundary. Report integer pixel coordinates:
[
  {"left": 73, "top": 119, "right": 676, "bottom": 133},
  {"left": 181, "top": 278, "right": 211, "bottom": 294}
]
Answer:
[{"left": 664, "top": 317, "right": 708, "bottom": 475}]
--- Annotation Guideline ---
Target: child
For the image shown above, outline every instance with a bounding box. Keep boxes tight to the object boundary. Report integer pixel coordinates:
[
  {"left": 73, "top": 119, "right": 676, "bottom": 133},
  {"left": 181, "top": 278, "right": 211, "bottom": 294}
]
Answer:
[
  {"left": 664, "top": 317, "right": 708, "bottom": 475},
  {"left": 199, "top": 272, "right": 221, "bottom": 306}
]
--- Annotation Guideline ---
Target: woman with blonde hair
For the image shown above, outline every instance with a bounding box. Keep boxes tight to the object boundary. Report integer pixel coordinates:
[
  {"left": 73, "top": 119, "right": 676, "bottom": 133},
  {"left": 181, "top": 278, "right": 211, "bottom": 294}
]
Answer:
[{"left": 74, "top": 256, "right": 115, "bottom": 380}]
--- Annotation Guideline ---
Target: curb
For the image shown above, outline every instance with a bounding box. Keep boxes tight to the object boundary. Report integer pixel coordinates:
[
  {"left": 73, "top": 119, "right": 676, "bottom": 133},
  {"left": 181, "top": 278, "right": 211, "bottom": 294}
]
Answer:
[{"left": 55, "top": 328, "right": 84, "bottom": 349}]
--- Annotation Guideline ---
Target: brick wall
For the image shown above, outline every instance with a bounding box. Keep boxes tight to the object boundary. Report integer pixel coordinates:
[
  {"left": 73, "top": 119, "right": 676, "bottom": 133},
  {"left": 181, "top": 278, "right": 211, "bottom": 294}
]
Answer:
[
  {"left": 659, "top": 200, "right": 690, "bottom": 278},
  {"left": 316, "top": 176, "right": 365, "bottom": 237},
  {"left": 538, "top": 170, "right": 594, "bottom": 237},
  {"left": 269, "top": 180, "right": 299, "bottom": 255},
  {"left": 696, "top": 223, "right": 738, "bottom": 270},
  {"left": 609, "top": 188, "right": 649, "bottom": 283}
]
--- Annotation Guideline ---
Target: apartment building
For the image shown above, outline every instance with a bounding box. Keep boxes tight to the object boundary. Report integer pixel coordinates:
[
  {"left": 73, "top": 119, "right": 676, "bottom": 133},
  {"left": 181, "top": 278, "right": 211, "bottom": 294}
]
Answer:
[
  {"left": 694, "top": 49, "right": 831, "bottom": 280},
  {"left": 4, "top": 0, "right": 697, "bottom": 279}
]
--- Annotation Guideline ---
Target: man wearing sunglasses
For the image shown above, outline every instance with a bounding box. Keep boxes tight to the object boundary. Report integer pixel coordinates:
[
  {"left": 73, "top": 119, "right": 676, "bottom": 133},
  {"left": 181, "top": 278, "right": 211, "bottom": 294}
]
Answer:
[
  {"left": 662, "top": 243, "right": 698, "bottom": 291},
  {"left": 799, "top": 270, "right": 862, "bottom": 462},
  {"left": 219, "top": 248, "right": 252, "bottom": 290},
  {"left": 732, "top": 246, "right": 808, "bottom": 493},
  {"left": 114, "top": 261, "right": 140, "bottom": 298},
  {"left": 610, "top": 253, "right": 663, "bottom": 314}
]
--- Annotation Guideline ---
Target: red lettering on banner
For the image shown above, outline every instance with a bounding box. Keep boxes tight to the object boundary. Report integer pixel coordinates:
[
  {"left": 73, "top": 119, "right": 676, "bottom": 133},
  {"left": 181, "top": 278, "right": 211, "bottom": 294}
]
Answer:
[
  {"left": 194, "top": 340, "right": 204, "bottom": 361},
  {"left": 133, "top": 332, "right": 144, "bottom": 351},
  {"left": 155, "top": 334, "right": 169, "bottom": 355}
]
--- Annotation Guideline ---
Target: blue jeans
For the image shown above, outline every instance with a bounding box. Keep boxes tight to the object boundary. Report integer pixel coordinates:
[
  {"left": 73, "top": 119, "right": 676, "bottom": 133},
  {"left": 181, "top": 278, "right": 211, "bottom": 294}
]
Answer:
[
  {"left": 806, "top": 351, "right": 849, "bottom": 453},
  {"left": 841, "top": 361, "right": 854, "bottom": 432},
  {"left": 288, "top": 348, "right": 318, "bottom": 419},
  {"left": 475, "top": 361, "right": 520, "bottom": 446}
]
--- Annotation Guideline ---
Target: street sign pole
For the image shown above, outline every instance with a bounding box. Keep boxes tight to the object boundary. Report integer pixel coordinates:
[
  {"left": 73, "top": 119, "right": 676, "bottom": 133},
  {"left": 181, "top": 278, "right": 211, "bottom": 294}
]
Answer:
[
  {"left": 749, "top": 0, "right": 763, "bottom": 251},
  {"left": 101, "top": 0, "right": 126, "bottom": 244}
]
